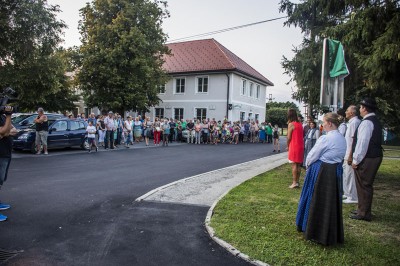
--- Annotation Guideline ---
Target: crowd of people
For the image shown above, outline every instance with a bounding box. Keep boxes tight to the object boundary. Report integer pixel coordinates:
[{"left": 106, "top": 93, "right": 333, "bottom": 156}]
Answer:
[
  {"left": 289, "top": 97, "right": 383, "bottom": 246},
  {"left": 81, "top": 111, "right": 282, "bottom": 151}
]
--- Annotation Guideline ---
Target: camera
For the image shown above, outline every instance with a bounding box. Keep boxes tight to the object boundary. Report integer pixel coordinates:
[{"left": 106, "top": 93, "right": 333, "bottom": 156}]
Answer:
[{"left": 0, "top": 87, "right": 19, "bottom": 115}]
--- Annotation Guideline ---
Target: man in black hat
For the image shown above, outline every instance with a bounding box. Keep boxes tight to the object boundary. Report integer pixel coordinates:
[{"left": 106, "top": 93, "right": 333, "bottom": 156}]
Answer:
[{"left": 350, "top": 97, "right": 383, "bottom": 221}]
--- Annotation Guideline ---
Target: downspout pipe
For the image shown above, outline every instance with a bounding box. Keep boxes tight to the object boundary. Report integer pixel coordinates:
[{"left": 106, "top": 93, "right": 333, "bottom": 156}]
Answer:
[{"left": 226, "top": 73, "right": 230, "bottom": 120}]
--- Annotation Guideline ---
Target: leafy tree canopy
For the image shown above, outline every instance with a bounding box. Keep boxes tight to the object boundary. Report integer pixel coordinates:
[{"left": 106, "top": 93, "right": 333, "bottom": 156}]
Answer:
[
  {"left": 0, "top": 0, "right": 77, "bottom": 112},
  {"left": 78, "top": 0, "right": 170, "bottom": 114},
  {"left": 265, "top": 101, "right": 301, "bottom": 127},
  {"left": 280, "top": 0, "right": 400, "bottom": 133}
]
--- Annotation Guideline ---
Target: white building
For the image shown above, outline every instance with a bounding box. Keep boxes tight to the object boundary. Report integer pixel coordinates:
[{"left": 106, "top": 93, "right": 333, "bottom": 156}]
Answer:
[{"left": 148, "top": 39, "right": 274, "bottom": 122}]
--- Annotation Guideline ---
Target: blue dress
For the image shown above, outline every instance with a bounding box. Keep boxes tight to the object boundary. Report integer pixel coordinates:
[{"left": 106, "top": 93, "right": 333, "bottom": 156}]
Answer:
[{"left": 259, "top": 127, "right": 266, "bottom": 141}]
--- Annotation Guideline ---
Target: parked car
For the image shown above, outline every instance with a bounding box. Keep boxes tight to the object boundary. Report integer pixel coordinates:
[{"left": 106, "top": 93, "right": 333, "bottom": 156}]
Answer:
[
  {"left": 12, "top": 113, "right": 64, "bottom": 130},
  {"left": 13, "top": 118, "right": 89, "bottom": 153},
  {"left": 11, "top": 113, "right": 32, "bottom": 124}
]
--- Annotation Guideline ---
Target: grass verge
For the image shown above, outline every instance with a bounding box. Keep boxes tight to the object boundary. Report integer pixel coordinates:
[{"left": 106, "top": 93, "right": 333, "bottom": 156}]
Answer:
[
  {"left": 383, "top": 145, "right": 400, "bottom": 157},
  {"left": 210, "top": 159, "right": 400, "bottom": 266}
]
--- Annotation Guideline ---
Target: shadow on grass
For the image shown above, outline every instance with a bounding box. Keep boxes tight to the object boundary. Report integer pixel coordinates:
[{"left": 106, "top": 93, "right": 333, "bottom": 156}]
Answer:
[{"left": 210, "top": 160, "right": 400, "bottom": 265}]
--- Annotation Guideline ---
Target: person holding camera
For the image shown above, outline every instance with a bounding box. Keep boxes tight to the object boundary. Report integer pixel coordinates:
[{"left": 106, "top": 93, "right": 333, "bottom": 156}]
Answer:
[
  {"left": 34, "top": 107, "right": 49, "bottom": 155},
  {"left": 0, "top": 106, "right": 18, "bottom": 221}
]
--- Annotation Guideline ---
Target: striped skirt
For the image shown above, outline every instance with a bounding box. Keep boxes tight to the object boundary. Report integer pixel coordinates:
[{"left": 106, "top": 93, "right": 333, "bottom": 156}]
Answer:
[{"left": 296, "top": 160, "right": 344, "bottom": 246}]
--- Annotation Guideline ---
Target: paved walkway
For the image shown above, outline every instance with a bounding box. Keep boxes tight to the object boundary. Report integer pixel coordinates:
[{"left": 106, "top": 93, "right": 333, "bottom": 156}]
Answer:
[{"left": 137, "top": 152, "right": 288, "bottom": 207}]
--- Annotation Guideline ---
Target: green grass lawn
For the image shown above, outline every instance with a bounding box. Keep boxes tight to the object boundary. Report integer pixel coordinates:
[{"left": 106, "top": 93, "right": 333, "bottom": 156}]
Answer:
[
  {"left": 210, "top": 159, "right": 400, "bottom": 266},
  {"left": 383, "top": 145, "right": 400, "bottom": 157}
]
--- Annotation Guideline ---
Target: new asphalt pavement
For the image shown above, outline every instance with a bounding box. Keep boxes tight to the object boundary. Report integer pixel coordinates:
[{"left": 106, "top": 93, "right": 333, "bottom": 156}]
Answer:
[{"left": 0, "top": 140, "right": 286, "bottom": 265}]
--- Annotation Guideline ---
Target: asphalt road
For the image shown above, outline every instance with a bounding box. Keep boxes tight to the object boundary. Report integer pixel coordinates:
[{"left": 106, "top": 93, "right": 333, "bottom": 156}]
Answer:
[{"left": 1, "top": 140, "right": 285, "bottom": 265}]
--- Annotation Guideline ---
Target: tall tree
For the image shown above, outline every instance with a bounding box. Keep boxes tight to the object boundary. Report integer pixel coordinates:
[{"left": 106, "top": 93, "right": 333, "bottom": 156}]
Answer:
[
  {"left": 265, "top": 101, "right": 302, "bottom": 127},
  {"left": 280, "top": 0, "right": 400, "bottom": 133},
  {"left": 0, "top": 0, "right": 76, "bottom": 111},
  {"left": 78, "top": 0, "right": 170, "bottom": 114}
]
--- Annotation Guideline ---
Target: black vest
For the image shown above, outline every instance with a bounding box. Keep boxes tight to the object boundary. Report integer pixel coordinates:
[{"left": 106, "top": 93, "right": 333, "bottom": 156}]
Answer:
[
  {"left": 35, "top": 116, "right": 49, "bottom": 131},
  {"left": 352, "top": 115, "right": 382, "bottom": 158}
]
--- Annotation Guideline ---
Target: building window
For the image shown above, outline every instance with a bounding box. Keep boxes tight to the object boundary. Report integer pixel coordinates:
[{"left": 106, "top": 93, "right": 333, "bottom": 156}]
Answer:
[
  {"left": 240, "top": 111, "right": 246, "bottom": 121},
  {"left": 241, "top": 79, "right": 247, "bottom": 95},
  {"left": 155, "top": 108, "right": 164, "bottom": 119},
  {"left": 175, "top": 78, "right": 185, "bottom": 94},
  {"left": 249, "top": 82, "right": 254, "bottom": 97},
  {"left": 195, "top": 108, "right": 207, "bottom": 121},
  {"left": 174, "top": 108, "right": 184, "bottom": 121},
  {"left": 255, "top": 114, "right": 259, "bottom": 122},
  {"left": 159, "top": 84, "right": 166, "bottom": 94},
  {"left": 256, "top": 85, "right": 260, "bottom": 99},
  {"left": 197, "top": 77, "right": 208, "bottom": 93},
  {"left": 248, "top": 112, "right": 253, "bottom": 120}
]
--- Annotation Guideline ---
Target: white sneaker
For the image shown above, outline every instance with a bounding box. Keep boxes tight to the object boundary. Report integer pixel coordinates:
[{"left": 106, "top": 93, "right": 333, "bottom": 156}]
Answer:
[{"left": 343, "top": 198, "right": 358, "bottom": 204}]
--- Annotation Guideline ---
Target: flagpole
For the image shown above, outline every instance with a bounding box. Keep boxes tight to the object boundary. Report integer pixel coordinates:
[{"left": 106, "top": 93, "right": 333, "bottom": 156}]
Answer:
[{"left": 320, "top": 38, "right": 328, "bottom": 106}]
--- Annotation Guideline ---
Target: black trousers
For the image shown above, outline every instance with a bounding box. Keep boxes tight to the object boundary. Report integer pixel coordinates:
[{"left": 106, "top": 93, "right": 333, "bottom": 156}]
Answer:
[{"left": 105, "top": 130, "right": 114, "bottom": 149}]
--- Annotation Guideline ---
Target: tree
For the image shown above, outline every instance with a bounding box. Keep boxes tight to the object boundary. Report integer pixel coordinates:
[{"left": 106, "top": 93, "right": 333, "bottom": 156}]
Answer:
[
  {"left": 77, "top": 0, "right": 170, "bottom": 114},
  {"left": 280, "top": 0, "right": 400, "bottom": 133},
  {"left": 265, "top": 101, "right": 301, "bottom": 127},
  {"left": 0, "top": 0, "right": 76, "bottom": 112}
]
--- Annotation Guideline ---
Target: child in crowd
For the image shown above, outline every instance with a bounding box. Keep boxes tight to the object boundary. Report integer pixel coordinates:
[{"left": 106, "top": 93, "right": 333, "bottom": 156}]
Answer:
[
  {"left": 273, "top": 124, "right": 280, "bottom": 152},
  {"left": 162, "top": 119, "right": 170, "bottom": 146},
  {"left": 86, "top": 121, "right": 98, "bottom": 153}
]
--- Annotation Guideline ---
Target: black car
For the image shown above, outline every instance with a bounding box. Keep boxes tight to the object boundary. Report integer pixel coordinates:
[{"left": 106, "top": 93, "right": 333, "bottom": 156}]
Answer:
[
  {"left": 12, "top": 113, "right": 64, "bottom": 130},
  {"left": 13, "top": 118, "right": 89, "bottom": 153}
]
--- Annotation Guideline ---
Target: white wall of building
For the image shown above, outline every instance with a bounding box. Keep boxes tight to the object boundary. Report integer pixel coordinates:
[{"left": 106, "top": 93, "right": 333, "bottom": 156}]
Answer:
[
  {"left": 147, "top": 72, "right": 269, "bottom": 122},
  {"left": 229, "top": 74, "right": 268, "bottom": 122}
]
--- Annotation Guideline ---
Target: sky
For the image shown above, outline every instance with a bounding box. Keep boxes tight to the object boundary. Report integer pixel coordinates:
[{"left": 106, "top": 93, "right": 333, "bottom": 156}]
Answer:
[{"left": 47, "top": 0, "right": 304, "bottom": 110}]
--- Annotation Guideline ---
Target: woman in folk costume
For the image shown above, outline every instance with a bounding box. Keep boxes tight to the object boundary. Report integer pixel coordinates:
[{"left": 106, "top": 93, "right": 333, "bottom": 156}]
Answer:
[{"left": 296, "top": 112, "right": 346, "bottom": 246}]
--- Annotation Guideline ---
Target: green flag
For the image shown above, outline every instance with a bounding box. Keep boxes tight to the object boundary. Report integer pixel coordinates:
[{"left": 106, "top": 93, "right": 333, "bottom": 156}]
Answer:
[{"left": 328, "top": 39, "right": 349, "bottom": 78}]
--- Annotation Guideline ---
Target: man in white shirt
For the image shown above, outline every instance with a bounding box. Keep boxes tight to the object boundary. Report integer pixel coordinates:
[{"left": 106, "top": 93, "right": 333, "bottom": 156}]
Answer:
[
  {"left": 104, "top": 111, "right": 115, "bottom": 149},
  {"left": 350, "top": 98, "right": 383, "bottom": 221},
  {"left": 342, "top": 105, "right": 361, "bottom": 204}
]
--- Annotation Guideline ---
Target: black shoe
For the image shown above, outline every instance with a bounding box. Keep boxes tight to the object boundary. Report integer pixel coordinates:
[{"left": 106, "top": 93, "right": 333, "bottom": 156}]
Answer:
[
  {"left": 350, "top": 210, "right": 358, "bottom": 215},
  {"left": 349, "top": 214, "right": 371, "bottom": 222}
]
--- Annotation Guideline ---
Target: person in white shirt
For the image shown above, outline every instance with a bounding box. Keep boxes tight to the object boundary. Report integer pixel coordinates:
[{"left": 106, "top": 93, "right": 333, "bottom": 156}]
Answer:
[
  {"left": 123, "top": 116, "right": 133, "bottom": 148},
  {"left": 103, "top": 111, "right": 115, "bottom": 149},
  {"left": 342, "top": 105, "right": 361, "bottom": 204},
  {"left": 86, "top": 121, "right": 98, "bottom": 153},
  {"left": 350, "top": 98, "right": 383, "bottom": 222},
  {"left": 296, "top": 112, "right": 346, "bottom": 246}
]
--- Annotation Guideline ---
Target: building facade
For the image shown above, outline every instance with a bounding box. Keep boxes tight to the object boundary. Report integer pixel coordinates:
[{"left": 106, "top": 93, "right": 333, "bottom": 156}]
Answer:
[{"left": 147, "top": 39, "right": 274, "bottom": 122}]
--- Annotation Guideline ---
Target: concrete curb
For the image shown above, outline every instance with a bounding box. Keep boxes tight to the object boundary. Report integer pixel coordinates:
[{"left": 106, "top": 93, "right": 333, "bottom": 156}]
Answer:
[
  {"left": 204, "top": 158, "right": 288, "bottom": 266},
  {"left": 204, "top": 190, "right": 270, "bottom": 266},
  {"left": 135, "top": 152, "right": 288, "bottom": 265}
]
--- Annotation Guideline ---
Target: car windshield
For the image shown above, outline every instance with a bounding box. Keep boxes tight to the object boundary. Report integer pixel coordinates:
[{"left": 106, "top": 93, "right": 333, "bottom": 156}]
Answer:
[
  {"left": 28, "top": 120, "right": 57, "bottom": 129},
  {"left": 11, "top": 114, "right": 31, "bottom": 124}
]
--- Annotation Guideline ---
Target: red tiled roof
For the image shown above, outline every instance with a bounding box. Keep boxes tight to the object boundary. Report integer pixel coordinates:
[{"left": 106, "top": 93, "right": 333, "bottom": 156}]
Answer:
[{"left": 163, "top": 39, "right": 274, "bottom": 86}]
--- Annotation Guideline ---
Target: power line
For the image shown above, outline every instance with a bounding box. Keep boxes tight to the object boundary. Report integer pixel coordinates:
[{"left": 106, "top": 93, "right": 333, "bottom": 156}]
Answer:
[{"left": 167, "top": 16, "right": 287, "bottom": 43}]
